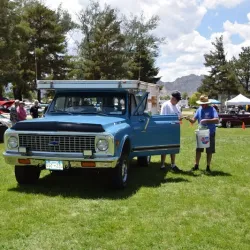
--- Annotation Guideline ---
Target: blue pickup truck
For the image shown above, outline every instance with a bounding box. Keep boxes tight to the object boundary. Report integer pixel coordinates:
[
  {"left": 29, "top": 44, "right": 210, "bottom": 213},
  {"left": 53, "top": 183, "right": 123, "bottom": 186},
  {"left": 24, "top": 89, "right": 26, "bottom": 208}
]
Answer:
[{"left": 3, "top": 80, "right": 180, "bottom": 189}]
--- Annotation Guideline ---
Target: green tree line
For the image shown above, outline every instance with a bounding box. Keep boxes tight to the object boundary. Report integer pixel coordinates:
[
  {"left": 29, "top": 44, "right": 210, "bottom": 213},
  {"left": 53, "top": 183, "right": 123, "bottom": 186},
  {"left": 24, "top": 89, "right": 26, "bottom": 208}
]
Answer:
[
  {"left": 188, "top": 36, "right": 250, "bottom": 105},
  {"left": 198, "top": 36, "right": 250, "bottom": 99},
  {"left": 0, "top": 0, "right": 163, "bottom": 101}
]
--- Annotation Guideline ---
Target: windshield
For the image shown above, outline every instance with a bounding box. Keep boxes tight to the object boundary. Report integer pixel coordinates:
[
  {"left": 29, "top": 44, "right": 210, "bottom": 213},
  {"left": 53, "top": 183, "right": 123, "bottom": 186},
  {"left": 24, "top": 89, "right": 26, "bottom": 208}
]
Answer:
[{"left": 49, "top": 92, "right": 127, "bottom": 115}]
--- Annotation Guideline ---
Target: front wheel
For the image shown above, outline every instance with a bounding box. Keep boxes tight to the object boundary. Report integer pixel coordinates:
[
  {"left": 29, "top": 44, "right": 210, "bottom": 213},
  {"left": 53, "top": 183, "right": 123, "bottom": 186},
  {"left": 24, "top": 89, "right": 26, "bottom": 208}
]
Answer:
[
  {"left": 0, "top": 125, "right": 7, "bottom": 142},
  {"left": 15, "top": 165, "right": 41, "bottom": 184},
  {"left": 137, "top": 156, "right": 151, "bottom": 167},
  {"left": 112, "top": 153, "right": 129, "bottom": 189}
]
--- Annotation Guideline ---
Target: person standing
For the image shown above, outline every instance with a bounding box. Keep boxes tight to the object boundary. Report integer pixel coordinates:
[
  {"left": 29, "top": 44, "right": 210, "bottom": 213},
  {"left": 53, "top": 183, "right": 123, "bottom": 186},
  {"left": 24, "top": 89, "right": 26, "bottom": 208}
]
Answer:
[
  {"left": 17, "top": 101, "right": 27, "bottom": 121},
  {"left": 160, "top": 91, "right": 182, "bottom": 172},
  {"left": 30, "top": 100, "right": 39, "bottom": 118},
  {"left": 185, "top": 95, "right": 219, "bottom": 172},
  {"left": 10, "top": 100, "right": 20, "bottom": 125}
]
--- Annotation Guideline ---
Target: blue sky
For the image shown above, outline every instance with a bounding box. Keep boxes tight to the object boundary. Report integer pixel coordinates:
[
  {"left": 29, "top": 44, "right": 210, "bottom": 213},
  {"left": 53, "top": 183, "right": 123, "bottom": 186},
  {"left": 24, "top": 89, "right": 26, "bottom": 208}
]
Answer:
[
  {"left": 198, "top": 1, "right": 250, "bottom": 40},
  {"left": 45, "top": 0, "right": 250, "bottom": 82}
]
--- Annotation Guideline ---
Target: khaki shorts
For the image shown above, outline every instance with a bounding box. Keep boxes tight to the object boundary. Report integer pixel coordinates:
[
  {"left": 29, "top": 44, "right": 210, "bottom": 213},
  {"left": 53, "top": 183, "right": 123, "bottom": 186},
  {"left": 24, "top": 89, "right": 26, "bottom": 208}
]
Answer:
[{"left": 196, "top": 132, "right": 216, "bottom": 154}]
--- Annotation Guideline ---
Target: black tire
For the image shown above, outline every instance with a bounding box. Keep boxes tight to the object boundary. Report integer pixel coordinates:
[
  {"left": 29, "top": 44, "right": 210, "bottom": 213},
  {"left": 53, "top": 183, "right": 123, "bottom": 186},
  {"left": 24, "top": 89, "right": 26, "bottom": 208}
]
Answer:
[
  {"left": 137, "top": 156, "right": 151, "bottom": 167},
  {"left": 112, "top": 152, "right": 129, "bottom": 189},
  {"left": 0, "top": 125, "right": 8, "bottom": 142},
  {"left": 15, "top": 165, "right": 41, "bottom": 184}
]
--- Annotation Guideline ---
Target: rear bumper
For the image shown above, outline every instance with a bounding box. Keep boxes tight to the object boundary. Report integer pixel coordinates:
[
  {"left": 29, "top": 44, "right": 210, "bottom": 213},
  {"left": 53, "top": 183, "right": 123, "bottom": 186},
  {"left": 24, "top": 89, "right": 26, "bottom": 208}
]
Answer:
[{"left": 3, "top": 152, "right": 118, "bottom": 168}]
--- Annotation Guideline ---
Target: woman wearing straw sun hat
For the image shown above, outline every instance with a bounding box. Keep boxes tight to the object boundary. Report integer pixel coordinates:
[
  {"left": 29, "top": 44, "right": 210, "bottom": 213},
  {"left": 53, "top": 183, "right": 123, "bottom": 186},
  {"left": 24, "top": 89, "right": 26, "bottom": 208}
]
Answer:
[{"left": 185, "top": 95, "right": 219, "bottom": 172}]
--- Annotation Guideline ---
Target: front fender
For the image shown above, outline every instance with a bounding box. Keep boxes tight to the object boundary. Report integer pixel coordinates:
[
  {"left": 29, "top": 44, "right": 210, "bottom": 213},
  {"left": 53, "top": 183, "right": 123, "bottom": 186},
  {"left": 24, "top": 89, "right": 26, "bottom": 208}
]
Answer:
[
  {"left": 109, "top": 123, "right": 132, "bottom": 159},
  {"left": 116, "top": 135, "right": 131, "bottom": 158}
]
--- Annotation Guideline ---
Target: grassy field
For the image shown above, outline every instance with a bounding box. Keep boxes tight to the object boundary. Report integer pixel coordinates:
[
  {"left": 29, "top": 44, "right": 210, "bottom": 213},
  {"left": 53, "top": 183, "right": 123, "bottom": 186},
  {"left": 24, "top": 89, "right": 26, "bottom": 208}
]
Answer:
[{"left": 0, "top": 120, "right": 250, "bottom": 249}]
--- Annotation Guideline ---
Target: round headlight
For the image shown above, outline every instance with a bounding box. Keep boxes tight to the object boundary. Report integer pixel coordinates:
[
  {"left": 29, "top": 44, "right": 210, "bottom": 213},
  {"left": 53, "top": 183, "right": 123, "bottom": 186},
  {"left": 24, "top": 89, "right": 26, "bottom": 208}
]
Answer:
[
  {"left": 8, "top": 136, "right": 18, "bottom": 149},
  {"left": 96, "top": 139, "right": 109, "bottom": 151}
]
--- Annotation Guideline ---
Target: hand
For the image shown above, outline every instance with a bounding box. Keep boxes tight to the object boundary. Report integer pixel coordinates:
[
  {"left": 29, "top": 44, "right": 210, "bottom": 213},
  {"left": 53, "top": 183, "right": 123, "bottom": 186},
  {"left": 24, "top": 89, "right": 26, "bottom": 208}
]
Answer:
[{"left": 200, "top": 119, "right": 207, "bottom": 124}]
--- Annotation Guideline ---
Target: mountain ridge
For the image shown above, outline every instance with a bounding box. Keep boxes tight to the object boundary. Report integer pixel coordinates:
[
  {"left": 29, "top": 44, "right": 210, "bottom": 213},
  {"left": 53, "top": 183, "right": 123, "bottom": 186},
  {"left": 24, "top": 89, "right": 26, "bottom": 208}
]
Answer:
[{"left": 158, "top": 74, "right": 205, "bottom": 96}]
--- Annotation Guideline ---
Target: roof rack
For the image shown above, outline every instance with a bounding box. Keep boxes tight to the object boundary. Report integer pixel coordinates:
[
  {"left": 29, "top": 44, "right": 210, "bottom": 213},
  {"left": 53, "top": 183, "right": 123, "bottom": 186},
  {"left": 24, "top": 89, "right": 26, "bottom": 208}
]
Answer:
[{"left": 37, "top": 80, "right": 141, "bottom": 90}]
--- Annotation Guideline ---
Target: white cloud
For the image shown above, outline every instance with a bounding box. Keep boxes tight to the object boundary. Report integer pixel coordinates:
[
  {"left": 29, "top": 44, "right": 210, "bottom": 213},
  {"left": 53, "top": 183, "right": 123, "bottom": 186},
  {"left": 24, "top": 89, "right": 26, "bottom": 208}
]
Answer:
[
  {"left": 202, "top": 0, "right": 246, "bottom": 9},
  {"left": 248, "top": 13, "right": 250, "bottom": 22},
  {"left": 223, "top": 20, "right": 250, "bottom": 40},
  {"left": 157, "top": 31, "right": 213, "bottom": 81}
]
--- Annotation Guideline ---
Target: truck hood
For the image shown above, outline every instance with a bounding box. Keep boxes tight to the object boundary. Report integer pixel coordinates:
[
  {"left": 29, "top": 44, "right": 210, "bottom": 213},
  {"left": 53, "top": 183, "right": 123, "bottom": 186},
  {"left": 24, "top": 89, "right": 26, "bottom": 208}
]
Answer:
[{"left": 11, "top": 115, "right": 127, "bottom": 133}]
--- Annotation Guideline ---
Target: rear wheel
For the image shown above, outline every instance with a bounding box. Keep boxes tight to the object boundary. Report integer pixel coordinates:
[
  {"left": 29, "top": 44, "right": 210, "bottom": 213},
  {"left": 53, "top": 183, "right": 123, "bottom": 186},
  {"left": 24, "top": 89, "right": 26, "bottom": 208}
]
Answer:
[
  {"left": 15, "top": 165, "right": 41, "bottom": 184},
  {"left": 137, "top": 156, "right": 151, "bottom": 167},
  {"left": 112, "top": 152, "right": 129, "bottom": 189}
]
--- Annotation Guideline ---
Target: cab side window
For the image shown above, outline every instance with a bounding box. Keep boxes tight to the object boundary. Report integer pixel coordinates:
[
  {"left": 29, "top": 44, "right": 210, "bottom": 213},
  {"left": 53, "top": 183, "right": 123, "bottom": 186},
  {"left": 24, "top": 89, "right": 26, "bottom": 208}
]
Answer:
[{"left": 136, "top": 97, "right": 147, "bottom": 115}]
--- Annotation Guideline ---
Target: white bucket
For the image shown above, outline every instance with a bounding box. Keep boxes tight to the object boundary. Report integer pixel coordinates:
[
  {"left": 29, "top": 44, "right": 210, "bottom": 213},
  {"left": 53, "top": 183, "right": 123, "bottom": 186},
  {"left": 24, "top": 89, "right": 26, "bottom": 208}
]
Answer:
[{"left": 195, "top": 129, "right": 210, "bottom": 148}]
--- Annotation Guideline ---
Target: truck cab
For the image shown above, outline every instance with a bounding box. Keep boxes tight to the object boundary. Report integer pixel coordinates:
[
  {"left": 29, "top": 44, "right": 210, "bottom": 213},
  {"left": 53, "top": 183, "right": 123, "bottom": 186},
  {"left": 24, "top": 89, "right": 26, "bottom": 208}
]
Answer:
[{"left": 3, "top": 80, "right": 180, "bottom": 189}]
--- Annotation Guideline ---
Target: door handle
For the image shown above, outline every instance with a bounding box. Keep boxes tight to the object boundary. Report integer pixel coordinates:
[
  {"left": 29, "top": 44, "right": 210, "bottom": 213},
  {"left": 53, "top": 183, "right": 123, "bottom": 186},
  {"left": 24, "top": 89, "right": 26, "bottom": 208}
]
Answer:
[{"left": 139, "top": 118, "right": 145, "bottom": 122}]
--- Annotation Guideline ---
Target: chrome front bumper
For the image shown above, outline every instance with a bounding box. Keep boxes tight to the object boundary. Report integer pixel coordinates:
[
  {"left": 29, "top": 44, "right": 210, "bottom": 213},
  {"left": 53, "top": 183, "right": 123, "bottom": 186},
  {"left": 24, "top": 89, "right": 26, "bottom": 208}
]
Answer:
[{"left": 3, "top": 152, "right": 118, "bottom": 168}]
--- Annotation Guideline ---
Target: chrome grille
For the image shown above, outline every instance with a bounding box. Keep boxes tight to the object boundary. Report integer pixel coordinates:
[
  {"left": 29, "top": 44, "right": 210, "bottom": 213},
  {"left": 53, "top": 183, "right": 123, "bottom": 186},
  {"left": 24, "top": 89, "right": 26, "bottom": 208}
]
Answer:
[{"left": 19, "top": 134, "right": 95, "bottom": 153}]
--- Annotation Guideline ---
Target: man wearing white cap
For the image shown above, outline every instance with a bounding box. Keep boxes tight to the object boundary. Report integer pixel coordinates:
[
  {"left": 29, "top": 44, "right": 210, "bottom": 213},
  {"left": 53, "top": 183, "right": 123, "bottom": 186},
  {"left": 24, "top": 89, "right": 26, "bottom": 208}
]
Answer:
[
  {"left": 185, "top": 95, "right": 219, "bottom": 172},
  {"left": 160, "top": 91, "right": 183, "bottom": 172}
]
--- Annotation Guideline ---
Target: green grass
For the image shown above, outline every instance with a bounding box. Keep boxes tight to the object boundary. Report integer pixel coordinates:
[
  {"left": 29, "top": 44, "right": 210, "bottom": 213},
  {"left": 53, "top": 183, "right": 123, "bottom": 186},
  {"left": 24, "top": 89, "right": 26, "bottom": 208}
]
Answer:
[{"left": 1, "top": 121, "right": 250, "bottom": 249}]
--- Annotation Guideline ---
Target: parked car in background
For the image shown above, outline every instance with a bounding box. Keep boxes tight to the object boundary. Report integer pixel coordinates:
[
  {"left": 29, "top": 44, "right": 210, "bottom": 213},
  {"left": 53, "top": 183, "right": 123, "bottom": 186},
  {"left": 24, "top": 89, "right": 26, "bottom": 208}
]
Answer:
[
  {"left": 0, "top": 100, "right": 14, "bottom": 114},
  {"left": 219, "top": 110, "right": 250, "bottom": 128},
  {"left": 0, "top": 114, "right": 12, "bottom": 142}
]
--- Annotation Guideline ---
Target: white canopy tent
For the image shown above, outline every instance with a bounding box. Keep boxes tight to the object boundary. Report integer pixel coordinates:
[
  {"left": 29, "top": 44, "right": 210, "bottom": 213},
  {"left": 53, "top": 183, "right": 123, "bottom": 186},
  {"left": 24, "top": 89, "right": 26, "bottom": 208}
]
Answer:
[{"left": 225, "top": 94, "right": 250, "bottom": 106}]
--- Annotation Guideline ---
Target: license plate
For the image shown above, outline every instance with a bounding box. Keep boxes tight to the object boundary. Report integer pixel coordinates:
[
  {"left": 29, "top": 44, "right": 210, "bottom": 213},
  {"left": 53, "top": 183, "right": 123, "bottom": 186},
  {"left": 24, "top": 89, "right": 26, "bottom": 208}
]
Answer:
[{"left": 46, "top": 160, "right": 63, "bottom": 170}]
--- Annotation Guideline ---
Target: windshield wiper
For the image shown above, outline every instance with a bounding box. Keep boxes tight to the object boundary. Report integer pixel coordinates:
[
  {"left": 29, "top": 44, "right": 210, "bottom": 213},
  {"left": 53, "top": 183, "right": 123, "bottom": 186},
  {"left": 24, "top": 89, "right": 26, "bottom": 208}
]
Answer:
[
  {"left": 49, "top": 110, "right": 73, "bottom": 115},
  {"left": 79, "top": 111, "right": 108, "bottom": 116}
]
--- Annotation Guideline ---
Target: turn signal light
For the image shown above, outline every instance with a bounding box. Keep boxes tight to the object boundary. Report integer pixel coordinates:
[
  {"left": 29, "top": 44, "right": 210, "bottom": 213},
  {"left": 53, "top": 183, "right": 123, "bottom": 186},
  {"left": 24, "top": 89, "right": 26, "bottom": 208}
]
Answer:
[
  {"left": 18, "top": 159, "right": 31, "bottom": 164},
  {"left": 81, "top": 161, "right": 96, "bottom": 167}
]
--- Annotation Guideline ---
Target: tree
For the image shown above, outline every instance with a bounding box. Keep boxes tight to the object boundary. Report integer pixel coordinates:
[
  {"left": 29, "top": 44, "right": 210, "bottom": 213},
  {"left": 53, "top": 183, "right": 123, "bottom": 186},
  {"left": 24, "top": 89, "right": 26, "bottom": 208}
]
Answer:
[
  {"left": 76, "top": 1, "right": 164, "bottom": 81},
  {"left": 0, "top": 0, "right": 21, "bottom": 98},
  {"left": 182, "top": 92, "right": 188, "bottom": 100},
  {"left": 199, "top": 36, "right": 239, "bottom": 98},
  {"left": 14, "top": 0, "right": 74, "bottom": 101},
  {"left": 122, "top": 14, "right": 164, "bottom": 83},
  {"left": 233, "top": 46, "right": 250, "bottom": 93},
  {"left": 189, "top": 92, "right": 201, "bottom": 106},
  {"left": 78, "top": 2, "right": 127, "bottom": 79}
]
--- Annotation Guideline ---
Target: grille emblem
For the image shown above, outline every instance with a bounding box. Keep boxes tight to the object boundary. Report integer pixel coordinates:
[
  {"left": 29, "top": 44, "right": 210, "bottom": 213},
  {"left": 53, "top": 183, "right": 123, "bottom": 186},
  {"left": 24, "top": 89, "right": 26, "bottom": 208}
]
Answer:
[{"left": 48, "top": 141, "right": 59, "bottom": 146}]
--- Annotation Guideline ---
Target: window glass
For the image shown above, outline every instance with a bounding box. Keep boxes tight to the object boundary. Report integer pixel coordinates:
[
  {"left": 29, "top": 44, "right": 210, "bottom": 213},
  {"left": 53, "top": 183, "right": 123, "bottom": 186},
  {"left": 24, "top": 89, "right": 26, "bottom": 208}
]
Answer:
[
  {"left": 50, "top": 92, "right": 126, "bottom": 115},
  {"left": 133, "top": 93, "right": 148, "bottom": 115}
]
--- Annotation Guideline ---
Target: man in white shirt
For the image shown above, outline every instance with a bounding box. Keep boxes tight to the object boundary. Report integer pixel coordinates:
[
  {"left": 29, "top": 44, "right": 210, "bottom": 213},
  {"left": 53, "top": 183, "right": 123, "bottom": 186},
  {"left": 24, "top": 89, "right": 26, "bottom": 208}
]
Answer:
[{"left": 160, "top": 91, "right": 182, "bottom": 172}]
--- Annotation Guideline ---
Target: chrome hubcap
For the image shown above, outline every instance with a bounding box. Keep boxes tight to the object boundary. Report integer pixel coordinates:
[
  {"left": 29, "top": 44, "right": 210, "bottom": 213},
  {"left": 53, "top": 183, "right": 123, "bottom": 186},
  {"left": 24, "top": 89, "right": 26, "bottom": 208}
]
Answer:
[{"left": 121, "top": 160, "right": 128, "bottom": 183}]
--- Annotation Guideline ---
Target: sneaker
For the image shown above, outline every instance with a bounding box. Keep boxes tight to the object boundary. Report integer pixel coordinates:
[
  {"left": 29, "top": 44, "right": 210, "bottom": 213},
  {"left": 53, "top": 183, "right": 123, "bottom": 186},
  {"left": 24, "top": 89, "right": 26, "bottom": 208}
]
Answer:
[
  {"left": 171, "top": 165, "right": 182, "bottom": 172},
  {"left": 160, "top": 165, "right": 166, "bottom": 170},
  {"left": 191, "top": 164, "right": 199, "bottom": 171}
]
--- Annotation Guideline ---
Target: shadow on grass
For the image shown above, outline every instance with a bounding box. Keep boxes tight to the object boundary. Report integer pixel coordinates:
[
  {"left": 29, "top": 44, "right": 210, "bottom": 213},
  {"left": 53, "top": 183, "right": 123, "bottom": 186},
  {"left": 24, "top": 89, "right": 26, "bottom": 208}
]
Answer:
[
  {"left": 162, "top": 177, "right": 189, "bottom": 183},
  {"left": 164, "top": 165, "right": 232, "bottom": 178},
  {"left": 202, "top": 170, "right": 232, "bottom": 177},
  {"left": 8, "top": 162, "right": 189, "bottom": 199}
]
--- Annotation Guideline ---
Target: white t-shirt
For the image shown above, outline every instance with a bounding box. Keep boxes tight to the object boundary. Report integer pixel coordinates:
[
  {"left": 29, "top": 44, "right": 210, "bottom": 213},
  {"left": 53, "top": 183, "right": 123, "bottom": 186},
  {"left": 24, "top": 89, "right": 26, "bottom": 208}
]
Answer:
[{"left": 160, "top": 100, "right": 181, "bottom": 118}]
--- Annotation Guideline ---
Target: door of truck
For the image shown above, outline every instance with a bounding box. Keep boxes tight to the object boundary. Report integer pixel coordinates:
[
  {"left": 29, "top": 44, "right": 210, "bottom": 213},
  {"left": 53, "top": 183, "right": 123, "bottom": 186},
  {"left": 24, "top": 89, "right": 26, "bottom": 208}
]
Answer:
[{"left": 130, "top": 93, "right": 180, "bottom": 157}]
